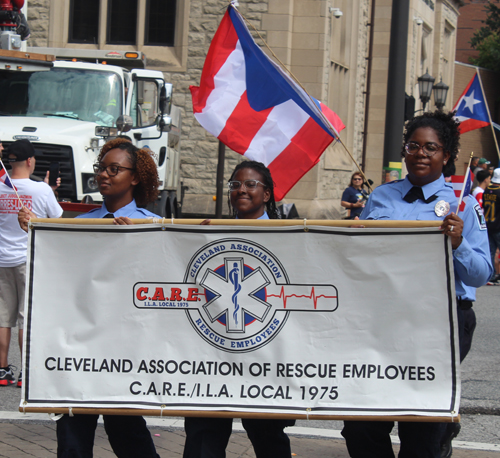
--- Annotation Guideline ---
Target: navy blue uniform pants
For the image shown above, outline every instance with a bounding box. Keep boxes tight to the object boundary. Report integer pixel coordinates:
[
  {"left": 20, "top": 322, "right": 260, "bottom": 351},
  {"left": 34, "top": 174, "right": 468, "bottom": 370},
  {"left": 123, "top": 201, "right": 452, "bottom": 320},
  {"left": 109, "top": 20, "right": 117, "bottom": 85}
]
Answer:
[
  {"left": 183, "top": 417, "right": 294, "bottom": 458},
  {"left": 342, "top": 305, "right": 476, "bottom": 458},
  {"left": 56, "top": 414, "right": 160, "bottom": 458}
]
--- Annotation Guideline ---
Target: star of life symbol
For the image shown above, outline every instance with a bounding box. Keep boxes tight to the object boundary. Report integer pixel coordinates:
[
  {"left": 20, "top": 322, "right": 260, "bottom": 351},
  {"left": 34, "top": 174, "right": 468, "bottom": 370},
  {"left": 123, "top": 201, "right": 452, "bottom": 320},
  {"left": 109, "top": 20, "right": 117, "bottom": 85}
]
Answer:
[
  {"left": 201, "top": 258, "right": 271, "bottom": 333},
  {"left": 133, "top": 238, "right": 339, "bottom": 352}
]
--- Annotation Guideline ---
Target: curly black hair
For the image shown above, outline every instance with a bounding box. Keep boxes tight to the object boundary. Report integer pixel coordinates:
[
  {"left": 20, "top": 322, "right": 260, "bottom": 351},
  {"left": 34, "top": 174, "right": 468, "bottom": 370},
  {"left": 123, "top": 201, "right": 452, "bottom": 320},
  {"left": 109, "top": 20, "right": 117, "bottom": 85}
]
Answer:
[
  {"left": 401, "top": 110, "right": 460, "bottom": 176},
  {"left": 97, "top": 138, "right": 159, "bottom": 207},
  {"left": 227, "top": 160, "right": 280, "bottom": 219}
]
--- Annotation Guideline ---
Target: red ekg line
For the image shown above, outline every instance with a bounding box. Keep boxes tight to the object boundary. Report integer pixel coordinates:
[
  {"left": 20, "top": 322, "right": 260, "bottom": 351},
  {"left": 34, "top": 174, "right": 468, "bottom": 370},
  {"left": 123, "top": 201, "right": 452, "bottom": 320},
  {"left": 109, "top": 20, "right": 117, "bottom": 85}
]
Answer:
[{"left": 267, "top": 286, "right": 337, "bottom": 309}]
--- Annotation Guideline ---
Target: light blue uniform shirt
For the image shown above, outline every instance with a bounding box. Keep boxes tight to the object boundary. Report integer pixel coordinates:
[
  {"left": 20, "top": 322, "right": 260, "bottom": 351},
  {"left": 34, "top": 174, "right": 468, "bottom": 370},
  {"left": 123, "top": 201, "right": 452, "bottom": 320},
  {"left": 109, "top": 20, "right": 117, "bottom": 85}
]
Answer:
[
  {"left": 76, "top": 199, "right": 160, "bottom": 219},
  {"left": 361, "top": 175, "right": 492, "bottom": 301}
]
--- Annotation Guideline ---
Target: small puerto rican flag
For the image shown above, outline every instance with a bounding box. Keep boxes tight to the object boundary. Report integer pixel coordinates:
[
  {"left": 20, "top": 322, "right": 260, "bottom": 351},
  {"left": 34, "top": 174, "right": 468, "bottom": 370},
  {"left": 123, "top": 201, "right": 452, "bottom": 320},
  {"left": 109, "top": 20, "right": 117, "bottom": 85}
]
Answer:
[
  {"left": 450, "top": 171, "right": 473, "bottom": 212},
  {"left": 0, "top": 159, "right": 16, "bottom": 190}
]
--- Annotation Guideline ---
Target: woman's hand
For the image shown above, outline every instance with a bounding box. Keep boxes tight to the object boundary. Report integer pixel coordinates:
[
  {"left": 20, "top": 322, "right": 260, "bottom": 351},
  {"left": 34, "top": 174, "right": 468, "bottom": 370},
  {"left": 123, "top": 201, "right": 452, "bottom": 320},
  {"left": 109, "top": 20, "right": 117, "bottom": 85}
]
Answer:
[
  {"left": 350, "top": 216, "right": 365, "bottom": 228},
  {"left": 113, "top": 216, "right": 134, "bottom": 225},
  {"left": 200, "top": 219, "right": 211, "bottom": 225},
  {"left": 18, "top": 206, "right": 36, "bottom": 232},
  {"left": 441, "top": 212, "right": 463, "bottom": 250}
]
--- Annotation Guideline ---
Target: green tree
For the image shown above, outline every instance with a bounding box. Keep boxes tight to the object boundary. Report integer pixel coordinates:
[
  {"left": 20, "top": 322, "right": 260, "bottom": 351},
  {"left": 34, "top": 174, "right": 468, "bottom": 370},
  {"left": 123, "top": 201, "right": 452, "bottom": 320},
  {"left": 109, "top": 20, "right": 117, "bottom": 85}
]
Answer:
[{"left": 469, "top": 1, "right": 500, "bottom": 73}]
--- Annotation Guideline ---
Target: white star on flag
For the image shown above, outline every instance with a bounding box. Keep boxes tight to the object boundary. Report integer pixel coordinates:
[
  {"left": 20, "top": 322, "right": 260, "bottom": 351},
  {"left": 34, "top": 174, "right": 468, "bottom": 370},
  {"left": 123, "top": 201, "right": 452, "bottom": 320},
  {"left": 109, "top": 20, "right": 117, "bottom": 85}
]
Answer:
[{"left": 462, "top": 90, "right": 482, "bottom": 114}]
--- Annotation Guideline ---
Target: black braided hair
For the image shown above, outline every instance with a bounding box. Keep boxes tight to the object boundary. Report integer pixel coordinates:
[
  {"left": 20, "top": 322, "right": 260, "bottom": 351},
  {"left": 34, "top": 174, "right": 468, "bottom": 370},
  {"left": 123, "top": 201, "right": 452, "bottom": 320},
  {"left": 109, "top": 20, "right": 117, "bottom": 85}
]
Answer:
[
  {"left": 227, "top": 160, "right": 280, "bottom": 219},
  {"left": 401, "top": 110, "right": 460, "bottom": 176}
]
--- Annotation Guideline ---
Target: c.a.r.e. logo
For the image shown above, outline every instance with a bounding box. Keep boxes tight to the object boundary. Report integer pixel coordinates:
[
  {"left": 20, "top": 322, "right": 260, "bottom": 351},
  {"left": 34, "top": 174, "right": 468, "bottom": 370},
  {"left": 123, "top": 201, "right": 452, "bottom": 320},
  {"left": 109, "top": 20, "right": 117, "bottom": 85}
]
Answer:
[{"left": 134, "top": 238, "right": 338, "bottom": 352}]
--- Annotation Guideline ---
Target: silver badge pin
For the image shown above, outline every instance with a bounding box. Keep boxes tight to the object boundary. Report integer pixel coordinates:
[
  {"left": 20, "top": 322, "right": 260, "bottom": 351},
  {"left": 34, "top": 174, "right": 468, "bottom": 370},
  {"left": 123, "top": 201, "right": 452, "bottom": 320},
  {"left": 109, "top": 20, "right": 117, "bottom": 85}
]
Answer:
[{"left": 435, "top": 200, "right": 450, "bottom": 217}]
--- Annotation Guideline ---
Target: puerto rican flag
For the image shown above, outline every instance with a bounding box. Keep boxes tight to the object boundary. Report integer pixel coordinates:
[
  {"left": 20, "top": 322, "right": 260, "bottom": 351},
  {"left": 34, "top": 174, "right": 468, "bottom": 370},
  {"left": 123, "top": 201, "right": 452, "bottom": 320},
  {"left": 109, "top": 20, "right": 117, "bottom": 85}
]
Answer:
[
  {"left": 450, "top": 171, "right": 473, "bottom": 212},
  {"left": 453, "top": 73, "right": 490, "bottom": 134},
  {"left": 190, "top": 5, "right": 345, "bottom": 201},
  {"left": 0, "top": 159, "right": 16, "bottom": 190}
]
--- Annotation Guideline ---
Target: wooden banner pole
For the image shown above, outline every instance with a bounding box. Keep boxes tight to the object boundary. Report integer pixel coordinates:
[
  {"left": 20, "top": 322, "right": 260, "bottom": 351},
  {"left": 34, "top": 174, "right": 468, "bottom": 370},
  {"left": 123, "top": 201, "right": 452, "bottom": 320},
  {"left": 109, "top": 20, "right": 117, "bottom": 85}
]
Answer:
[
  {"left": 30, "top": 218, "right": 443, "bottom": 228},
  {"left": 19, "top": 407, "right": 459, "bottom": 423}
]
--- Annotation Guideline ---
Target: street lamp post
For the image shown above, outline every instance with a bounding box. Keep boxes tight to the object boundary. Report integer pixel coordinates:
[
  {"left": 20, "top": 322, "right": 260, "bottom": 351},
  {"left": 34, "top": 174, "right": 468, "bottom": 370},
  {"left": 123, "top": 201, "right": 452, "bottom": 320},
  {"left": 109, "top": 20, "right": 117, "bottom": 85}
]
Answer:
[
  {"left": 433, "top": 78, "right": 449, "bottom": 111},
  {"left": 417, "top": 69, "right": 435, "bottom": 112}
]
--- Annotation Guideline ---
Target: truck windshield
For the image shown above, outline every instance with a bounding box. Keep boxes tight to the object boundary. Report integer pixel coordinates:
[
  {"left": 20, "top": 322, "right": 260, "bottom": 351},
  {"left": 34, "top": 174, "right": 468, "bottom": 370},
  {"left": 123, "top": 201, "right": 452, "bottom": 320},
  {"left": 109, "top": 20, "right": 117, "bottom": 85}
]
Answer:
[{"left": 0, "top": 68, "right": 122, "bottom": 126}]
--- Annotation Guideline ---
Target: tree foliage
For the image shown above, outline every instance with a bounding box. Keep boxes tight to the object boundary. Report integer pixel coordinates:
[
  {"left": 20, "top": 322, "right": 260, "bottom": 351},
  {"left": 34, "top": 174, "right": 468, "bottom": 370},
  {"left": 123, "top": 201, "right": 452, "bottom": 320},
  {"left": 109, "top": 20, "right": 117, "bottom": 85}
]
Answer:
[{"left": 469, "top": 1, "right": 500, "bottom": 73}]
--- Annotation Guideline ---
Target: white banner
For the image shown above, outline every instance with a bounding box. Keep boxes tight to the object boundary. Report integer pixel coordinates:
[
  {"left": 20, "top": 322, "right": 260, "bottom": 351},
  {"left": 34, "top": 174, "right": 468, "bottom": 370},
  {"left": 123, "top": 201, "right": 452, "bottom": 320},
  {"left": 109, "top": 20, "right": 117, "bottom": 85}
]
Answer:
[{"left": 21, "top": 223, "right": 460, "bottom": 418}]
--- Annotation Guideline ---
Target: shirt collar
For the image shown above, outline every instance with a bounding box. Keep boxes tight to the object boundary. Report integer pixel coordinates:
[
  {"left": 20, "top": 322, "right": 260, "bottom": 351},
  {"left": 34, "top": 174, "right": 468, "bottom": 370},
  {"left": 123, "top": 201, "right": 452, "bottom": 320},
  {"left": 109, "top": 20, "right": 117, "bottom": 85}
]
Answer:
[
  {"left": 401, "top": 175, "right": 446, "bottom": 201},
  {"left": 101, "top": 199, "right": 139, "bottom": 218},
  {"left": 236, "top": 211, "right": 269, "bottom": 220}
]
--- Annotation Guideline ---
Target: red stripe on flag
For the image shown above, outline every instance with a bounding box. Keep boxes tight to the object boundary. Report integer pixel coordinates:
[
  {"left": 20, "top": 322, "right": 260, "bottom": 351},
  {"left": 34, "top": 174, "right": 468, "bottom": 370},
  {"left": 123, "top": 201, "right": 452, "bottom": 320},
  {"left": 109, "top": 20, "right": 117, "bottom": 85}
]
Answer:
[
  {"left": 190, "top": 10, "right": 239, "bottom": 113},
  {"left": 458, "top": 119, "right": 490, "bottom": 134},
  {"left": 269, "top": 117, "right": 334, "bottom": 201},
  {"left": 320, "top": 102, "right": 345, "bottom": 134},
  {"left": 218, "top": 91, "right": 273, "bottom": 152}
]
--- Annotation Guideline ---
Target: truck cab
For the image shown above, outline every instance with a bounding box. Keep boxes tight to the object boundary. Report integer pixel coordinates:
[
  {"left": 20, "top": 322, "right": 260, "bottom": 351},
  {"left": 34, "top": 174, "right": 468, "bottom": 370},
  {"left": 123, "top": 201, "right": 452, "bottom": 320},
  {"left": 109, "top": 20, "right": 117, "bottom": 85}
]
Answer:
[{"left": 0, "top": 56, "right": 182, "bottom": 217}]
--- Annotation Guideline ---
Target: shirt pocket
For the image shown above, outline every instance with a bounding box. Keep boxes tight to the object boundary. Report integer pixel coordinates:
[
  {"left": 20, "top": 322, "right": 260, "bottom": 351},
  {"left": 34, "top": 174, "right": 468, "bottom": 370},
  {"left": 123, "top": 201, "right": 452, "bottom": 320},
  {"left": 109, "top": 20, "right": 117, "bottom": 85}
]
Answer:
[{"left": 415, "top": 208, "right": 440, "bottom": 221}]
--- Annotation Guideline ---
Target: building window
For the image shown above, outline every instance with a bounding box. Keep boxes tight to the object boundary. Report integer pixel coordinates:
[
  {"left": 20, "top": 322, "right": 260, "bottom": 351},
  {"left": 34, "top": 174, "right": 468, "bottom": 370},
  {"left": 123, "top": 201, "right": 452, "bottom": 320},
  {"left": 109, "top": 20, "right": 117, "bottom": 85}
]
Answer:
[
  {"left": 107, "top": 0, "right": 138, "bottom": 45},
  {"left": 145, "top": 0, "right": 177, "bottom": 46},
  {"left": 46, "top": 0, "right": 187, "bottom": 72},
  {"left": 68, "top": 0, "right": 99, "bottom": 44}
]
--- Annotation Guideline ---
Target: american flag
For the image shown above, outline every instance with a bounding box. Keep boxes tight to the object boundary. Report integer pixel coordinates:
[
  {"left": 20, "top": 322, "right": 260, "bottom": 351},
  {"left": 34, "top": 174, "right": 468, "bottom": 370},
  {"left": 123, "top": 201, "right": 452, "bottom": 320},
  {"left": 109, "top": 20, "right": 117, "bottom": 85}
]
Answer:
[{"left": 450, "top": 171, "right": 473, "bottom": 212}]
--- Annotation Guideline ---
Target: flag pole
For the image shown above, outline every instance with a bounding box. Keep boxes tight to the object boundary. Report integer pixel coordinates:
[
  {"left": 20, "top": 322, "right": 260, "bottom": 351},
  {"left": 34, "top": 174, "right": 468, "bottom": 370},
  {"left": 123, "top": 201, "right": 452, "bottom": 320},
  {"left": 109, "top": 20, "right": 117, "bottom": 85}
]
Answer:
[
  {"left": 475, "top": 68, "right": 500, "bottom": 160},
  {"left": 457, "top": 152, "right": 474, "bottom": 213},
  {"left": 233, "top": 5, "right": 373, "bottom": 191},
  {"left": 0, "top": 158, "right": 24, "bottom": 206}
]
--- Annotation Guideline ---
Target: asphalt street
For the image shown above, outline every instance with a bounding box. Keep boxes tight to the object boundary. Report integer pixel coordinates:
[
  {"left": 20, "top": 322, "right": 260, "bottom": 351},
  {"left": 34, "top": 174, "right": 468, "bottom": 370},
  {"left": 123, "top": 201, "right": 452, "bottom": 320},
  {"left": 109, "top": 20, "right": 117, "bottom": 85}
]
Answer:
[{"left": 1, "top": 285, "right": 499, "bottom": 450}]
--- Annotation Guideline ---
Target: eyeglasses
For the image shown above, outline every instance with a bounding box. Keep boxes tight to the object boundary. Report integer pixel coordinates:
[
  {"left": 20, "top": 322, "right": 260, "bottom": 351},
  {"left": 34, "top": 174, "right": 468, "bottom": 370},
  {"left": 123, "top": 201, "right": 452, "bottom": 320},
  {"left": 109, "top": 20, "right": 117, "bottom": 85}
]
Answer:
[
  {"left": 228, "top": 180, "right": 265, "bottom": 192},
  {"left": 405, "top": 142, "right": 444, "bottom": 157},
  {"left": 93, "top": 163, "right": 135, "bottom": 177},
  {"left": 352, "top": 177, "right": 363, "bottom": 181}
]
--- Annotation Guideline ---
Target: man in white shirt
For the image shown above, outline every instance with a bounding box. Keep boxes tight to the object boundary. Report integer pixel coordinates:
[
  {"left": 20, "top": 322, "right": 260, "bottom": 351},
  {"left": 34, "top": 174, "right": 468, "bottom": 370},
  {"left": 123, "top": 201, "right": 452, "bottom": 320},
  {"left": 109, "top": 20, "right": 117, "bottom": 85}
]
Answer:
[
  {"left": 0, "top": 140, "right": 63, "bottom": 386},
  {"left": 472, "top": 169, "right": 491, "bottom": 208}
]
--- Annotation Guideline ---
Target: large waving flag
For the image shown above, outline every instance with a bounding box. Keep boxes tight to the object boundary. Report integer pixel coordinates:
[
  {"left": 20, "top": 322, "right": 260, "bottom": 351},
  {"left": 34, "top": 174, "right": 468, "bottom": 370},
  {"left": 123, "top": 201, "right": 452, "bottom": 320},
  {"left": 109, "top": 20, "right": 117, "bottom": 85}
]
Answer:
[
  {"left": 190, "top": 5, "right": 345, "bottom": 201},
  {"left": 453, "top": 73, "right": 490, "bottom": 134}
]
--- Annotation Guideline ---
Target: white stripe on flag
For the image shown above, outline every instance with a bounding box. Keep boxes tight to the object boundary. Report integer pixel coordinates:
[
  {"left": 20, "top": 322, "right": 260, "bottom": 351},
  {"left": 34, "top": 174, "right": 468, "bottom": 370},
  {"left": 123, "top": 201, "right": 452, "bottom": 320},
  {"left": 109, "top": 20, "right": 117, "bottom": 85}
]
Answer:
[
  {"left": 195, "top": 41, "right": 246, "bottom": 137},
  {"left": 244, "top": 99, "right": 309, "bottom": 164}
]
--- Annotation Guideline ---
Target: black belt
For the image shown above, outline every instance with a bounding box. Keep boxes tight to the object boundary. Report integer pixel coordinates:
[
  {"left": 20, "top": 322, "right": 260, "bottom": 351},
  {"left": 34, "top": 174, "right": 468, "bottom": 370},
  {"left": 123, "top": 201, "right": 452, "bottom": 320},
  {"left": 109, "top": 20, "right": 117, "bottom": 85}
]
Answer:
[{"left": 457, "top": 299, "right": 473, "bottom": 310}]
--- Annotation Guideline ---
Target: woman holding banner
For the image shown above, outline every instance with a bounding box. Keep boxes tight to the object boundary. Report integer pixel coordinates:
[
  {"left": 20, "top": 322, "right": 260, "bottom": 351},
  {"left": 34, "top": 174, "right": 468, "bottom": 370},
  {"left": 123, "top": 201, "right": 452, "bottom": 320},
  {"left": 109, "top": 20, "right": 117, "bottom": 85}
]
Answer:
[
  {"left": 182, "top": 161, "right": 295, "bottom": 458},
  {"left": 341, "top": 111, "right": 492, "bottom": 458},
  {"left": 19, "top": 139, "right": 161, "bottom": 458}
]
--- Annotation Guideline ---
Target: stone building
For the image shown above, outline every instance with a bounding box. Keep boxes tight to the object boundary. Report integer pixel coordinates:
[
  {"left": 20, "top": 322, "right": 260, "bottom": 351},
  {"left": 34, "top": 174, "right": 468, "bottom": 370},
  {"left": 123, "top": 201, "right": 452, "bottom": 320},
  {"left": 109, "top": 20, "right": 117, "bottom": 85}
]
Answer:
[{"left": 25, "top": 0, "right": 462, "bottom": 218}]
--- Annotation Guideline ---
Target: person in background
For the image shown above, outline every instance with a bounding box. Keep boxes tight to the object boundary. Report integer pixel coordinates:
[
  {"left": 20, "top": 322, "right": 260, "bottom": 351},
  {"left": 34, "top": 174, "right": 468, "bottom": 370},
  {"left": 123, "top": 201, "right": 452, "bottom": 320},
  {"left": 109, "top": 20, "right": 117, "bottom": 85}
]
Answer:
[
  {"left": 476, "top": 158, "right": 490, "bottom": 172},
  {"left": 341, "top": 172, "right": 369, "bottom": 219},
  {"left": 469, "top": 156, "right": 479, "bottom": 171},
  {"left": 482, "top": 168, "right": 500, "bottom": 286},
  {"left": 19, "top": 138, "right": 161, "bottom": 458},
  {"left": 0, "top": 140, "right": 63, "bottom": 387},
  {"left": 472, "top": 158, "right": 491, "bottom": 189},
  {"left": 341, "top": 111, "right": 491, "bottom": 458},
  {"left": 183, "top": 160, "right": 295, "bottom": 458},
  {"left": 472, "top": 169, "right": 491, "bottom": 208}
]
